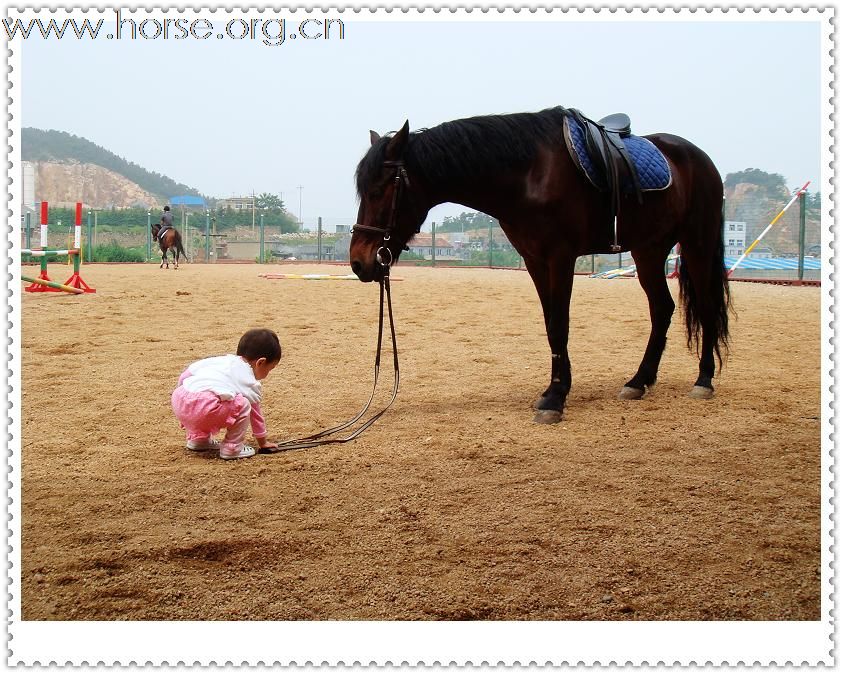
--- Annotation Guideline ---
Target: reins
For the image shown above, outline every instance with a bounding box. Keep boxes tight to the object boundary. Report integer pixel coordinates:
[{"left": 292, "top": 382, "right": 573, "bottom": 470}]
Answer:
[
  {"left": 260, "top": 263, "right": 399, "bottom": 454},
  {"left": 261, "top": 158, "right": 410, "bottom": 454}
]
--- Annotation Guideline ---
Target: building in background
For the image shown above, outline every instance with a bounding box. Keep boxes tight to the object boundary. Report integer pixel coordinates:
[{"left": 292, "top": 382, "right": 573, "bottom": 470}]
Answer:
[
  {"left": 724, "top": 220, "right": 747, "bottom": 257},
  {"left": 21, "top": 161, "right": 36, "bottom": 215},
  {"left": 407, "top": 234, "right": 457, "bottom": 261},
  {"left": 217, "top": 196, "right": 254, "bottom": 211}
]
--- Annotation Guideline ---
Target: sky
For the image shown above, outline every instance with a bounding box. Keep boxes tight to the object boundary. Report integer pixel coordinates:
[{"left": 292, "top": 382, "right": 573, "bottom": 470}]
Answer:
[{"left": 18, "top": 10, "right": 826, "bottom": 231}]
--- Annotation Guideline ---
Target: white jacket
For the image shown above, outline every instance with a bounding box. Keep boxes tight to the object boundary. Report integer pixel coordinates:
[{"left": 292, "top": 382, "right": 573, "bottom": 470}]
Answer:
[{"left": 180, "top": 354, "right": 262, "bottom": 405}]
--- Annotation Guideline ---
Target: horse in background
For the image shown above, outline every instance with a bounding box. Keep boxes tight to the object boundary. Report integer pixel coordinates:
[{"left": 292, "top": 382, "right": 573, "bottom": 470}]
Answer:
[{"left": 151, "top": 222, "right": 188, "bottom": 269}]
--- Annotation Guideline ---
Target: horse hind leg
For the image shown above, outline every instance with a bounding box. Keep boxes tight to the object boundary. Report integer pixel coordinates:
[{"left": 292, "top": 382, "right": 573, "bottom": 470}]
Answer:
[
  {"left": 618, "top": 246, "right": 675, "bottom": 400},
  {"left": 676, "top": 240, "right": 731, "bottom": 400}
]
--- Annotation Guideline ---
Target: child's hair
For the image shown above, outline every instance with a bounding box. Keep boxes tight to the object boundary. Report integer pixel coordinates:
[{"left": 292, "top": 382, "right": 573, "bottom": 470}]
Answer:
[{"left": 237, "top": 328, "right": 282, "bottom": 364}]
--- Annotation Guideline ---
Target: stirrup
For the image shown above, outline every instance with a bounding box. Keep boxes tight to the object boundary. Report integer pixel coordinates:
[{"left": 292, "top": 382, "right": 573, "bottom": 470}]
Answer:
[{"left": 609, "top": 215, "right": 621, "bottom": 253}]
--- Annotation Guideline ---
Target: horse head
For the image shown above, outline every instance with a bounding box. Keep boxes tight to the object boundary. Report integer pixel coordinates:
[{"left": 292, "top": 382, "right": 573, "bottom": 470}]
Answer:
[{"left": 350, "top": 121, "right": 430, "bottom": 282}]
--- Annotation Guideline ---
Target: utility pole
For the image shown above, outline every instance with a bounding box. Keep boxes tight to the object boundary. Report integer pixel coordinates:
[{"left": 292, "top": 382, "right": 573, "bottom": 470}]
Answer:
[{"left": 298, "top": 185, "right": 303, "bottom": 229}]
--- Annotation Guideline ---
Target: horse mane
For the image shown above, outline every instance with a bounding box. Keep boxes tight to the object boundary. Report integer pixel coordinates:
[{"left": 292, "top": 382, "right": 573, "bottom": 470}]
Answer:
[{"left": 356, "top": 106, "right": 568, "bottom": 196}]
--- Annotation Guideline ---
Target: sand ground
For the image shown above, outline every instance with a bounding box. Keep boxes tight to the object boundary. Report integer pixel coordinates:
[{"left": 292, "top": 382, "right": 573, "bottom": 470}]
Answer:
[{"left": 19, "top": 263, "right": 822, "bottom": 620}]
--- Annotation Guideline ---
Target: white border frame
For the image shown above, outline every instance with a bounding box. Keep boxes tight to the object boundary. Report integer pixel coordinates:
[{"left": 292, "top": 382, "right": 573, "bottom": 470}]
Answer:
[{"left": 5, "top": 5, "right": 835, "bottom": 666}]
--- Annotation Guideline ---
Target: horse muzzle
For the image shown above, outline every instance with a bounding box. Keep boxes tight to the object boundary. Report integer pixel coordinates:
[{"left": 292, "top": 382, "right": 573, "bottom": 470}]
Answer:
[
  {"left": 350, "top": 257, "right": 387, "bottom": 283},
  {"left": 350, "top": 239, "right": 394, "bottom": 282}
]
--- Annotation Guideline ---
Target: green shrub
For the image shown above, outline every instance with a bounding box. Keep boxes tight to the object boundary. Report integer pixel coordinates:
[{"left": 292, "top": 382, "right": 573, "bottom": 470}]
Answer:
[{"left": 92, "top": 240, "right": 145, "bottom": 263}]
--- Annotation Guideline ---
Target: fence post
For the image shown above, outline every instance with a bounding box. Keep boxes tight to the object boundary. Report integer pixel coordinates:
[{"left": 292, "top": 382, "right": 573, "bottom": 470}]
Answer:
[
  {"left": 431, "top": 221, "right": 436, "bottom": 267},
  {"left": 146, "top": 210, "right": 151, "bottom": 261},
  {"left": 317, "top": 216, "right": 322, "bottom": 262},
  {"left": 24, "top": 211, "right": 31, "bottom": 250},
  {"left": 259, "top": 213, "right": 265, "bottom": 263},
  {"left": 87, "top": 210, "right": 93, "bottom": 262},
  {"left": 798, "top": 190, "right": 806, "bottom": 281},
  {"left": 488, "top": 220, "right": 493, "bottom": 268},
  {"left": 205, "top": 210, "right": 210, "bottom": 262}
]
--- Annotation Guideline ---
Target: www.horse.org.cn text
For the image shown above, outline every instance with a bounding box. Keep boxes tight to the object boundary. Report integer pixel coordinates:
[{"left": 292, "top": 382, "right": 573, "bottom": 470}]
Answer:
[{"left": 3, "top": 11, "right": 346, "bottom": 47}]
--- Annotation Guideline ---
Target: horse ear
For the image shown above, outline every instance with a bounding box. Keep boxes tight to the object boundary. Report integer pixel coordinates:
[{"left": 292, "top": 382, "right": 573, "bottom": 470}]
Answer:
[
  {"left": 370, "top": 130, "right": 381, "bottom": 146},
  {"left": 385, "top": 120, "right": 410, "bottom": 160}
]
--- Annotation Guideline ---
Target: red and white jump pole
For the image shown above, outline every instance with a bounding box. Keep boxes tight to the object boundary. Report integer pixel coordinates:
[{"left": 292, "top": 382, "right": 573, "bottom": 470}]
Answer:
[
  {"left": 24, "top": 201, "right": 55, "bottom": 291},
  {"left": 39, "top": 201, "right": 48, "bottom": 249},
  {"left": 63, "top": 202, "right": 94, "bottom": 292}
]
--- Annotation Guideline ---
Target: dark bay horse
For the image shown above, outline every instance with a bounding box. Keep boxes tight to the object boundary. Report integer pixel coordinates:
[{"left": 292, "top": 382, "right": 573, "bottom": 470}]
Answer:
[
  {"left": 151, "top": 222, "right": 188, "bottom": 269},
  {"left": 349, "top": 107, "right": 731, "bottom": 424}
]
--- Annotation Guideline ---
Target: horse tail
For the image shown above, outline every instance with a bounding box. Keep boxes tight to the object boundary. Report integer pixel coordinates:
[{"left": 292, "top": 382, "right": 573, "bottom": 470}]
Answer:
[
  {"left": 677, "top": 211, "right": 732, "bottom": 367},
  {"left": 176, "top": 233, "right": 188, "bottom": 262}
]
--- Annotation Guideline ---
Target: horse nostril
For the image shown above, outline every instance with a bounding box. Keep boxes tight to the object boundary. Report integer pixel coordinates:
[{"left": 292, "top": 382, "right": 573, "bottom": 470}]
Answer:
[{"left": 351, "top": 260, "right": 362, "bottom": 276}]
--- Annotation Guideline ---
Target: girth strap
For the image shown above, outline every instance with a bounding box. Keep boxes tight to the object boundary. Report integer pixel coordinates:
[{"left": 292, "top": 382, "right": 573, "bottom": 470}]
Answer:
[{"left": 567, "top": 109, "right": 644, "bottom": 252}]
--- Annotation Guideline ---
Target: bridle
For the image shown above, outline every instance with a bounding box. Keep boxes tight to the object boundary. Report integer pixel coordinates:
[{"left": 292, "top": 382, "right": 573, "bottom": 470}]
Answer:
[
  {"left": 351, "top": 159, "right": 412, "bottom": 267},
  {"left": 259, "top": 162, "right": 408, "bottom": 454}
]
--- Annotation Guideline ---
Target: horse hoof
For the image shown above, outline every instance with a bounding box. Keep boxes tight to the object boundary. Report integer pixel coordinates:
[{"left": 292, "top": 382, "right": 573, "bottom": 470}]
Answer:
[
  {"left": 533, "top": 409, "right": 563, "bottom": 424},
  {"left": 618, "top": 386, "right": 645, "bottom": 400},
  {"left": 688, "top": 385, "right": 714, "bottom": 400}
]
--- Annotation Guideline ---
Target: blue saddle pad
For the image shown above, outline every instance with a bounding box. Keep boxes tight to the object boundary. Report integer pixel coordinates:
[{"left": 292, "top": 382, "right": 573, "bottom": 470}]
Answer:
[{"left": 564, "top": 116, "right": 672, "bottom": 193}]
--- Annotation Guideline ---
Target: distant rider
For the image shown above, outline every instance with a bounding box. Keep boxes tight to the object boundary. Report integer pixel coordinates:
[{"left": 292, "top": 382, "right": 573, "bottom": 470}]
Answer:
[{"left": 158, "top": 205, "right": 174, "bottom": 240}]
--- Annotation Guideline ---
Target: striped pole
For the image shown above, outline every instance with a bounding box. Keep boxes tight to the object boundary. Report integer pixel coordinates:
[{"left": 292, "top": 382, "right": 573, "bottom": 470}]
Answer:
[
  {"left": 39, "top": 201, "right": 48, "bottom": 249},
  {"left": 74, "top": 202, "right": 82, "bottom": 249},
  {"left": 21, "top": 249, "right": 78, "bottom": 256},
  {"left": 22, "top": 275, "right": 84, "bottom": 295},
  {"left": 259, "top": 273, "right": 403, "bottom": 281},
  {"left": 729, "top": 180, "right": 811, "bottom": 275}
]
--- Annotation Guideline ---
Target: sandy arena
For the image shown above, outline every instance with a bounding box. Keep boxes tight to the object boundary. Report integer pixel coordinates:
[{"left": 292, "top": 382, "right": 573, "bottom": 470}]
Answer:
[{"left": 19, "top": 263, "right": 821, "bottom": 620}]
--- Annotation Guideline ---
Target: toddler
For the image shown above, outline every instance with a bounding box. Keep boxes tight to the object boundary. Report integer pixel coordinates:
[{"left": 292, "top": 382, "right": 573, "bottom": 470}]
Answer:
[{"left": 171, "top": 328, "right": 281, "bottom": 460}]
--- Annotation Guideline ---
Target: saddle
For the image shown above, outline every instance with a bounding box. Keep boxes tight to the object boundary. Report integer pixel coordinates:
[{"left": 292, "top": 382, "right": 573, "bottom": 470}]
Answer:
[
  {"left": 563, "top": 109, "right": 647, "bottom": 252},
  {"left": 157, "top": 225, "right": 172, "bottom": 242}
]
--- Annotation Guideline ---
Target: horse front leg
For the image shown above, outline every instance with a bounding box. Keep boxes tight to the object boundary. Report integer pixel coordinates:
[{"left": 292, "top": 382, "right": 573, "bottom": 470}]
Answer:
[
  {"left": 526, "top": 255, "right": 576, "bottom": 424},
  {"left": 161, "top": 251, "right": 168, "bottom": 269}
]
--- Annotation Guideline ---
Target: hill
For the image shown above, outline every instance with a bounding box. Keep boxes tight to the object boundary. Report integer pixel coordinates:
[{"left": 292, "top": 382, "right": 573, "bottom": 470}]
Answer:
[{"left": 21, "top": 128, "right": 205, "bottom": 209}]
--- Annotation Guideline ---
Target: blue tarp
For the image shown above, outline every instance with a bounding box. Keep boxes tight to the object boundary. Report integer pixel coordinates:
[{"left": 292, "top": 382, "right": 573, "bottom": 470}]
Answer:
[
  {"left": 724, "top": 256, "right": 821, "bottom": 270},
  {"left": 170, "top": 195, "right": 206, "bottom": 207}
]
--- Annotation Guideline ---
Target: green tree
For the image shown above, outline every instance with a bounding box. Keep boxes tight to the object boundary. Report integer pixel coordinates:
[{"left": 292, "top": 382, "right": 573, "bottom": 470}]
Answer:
[
  {"left": 438, "top": 211, "right": 499, "bottom": 233},
  {"left": 256, "top": 193, "right": 285, "bottom": 210},
  {"left": 723, "top": 169, "right": 789, "bottom": 199}
]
